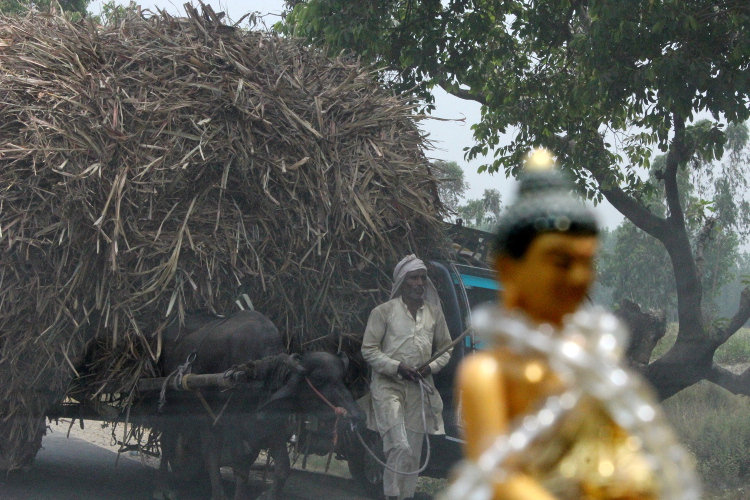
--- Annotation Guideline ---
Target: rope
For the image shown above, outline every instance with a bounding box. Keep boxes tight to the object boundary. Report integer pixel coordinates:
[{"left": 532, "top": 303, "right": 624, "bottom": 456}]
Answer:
[
  {"left": 193, "top": 388, "right": 219, "bottom": 421},
  {"left": 305, "top": 372, "right": 432, "bottom": 475},
  {"left": 157, "top": 315, "right": 229, "bottom": 410},
  {"left": 305, "top": 377, "right": 348, "bottom": 447},
  {"left": 346, "top": 325, "right": 472, "bottom": 476},
  {"left": 158, "top": 351, "right": 196, "bottom": 411},
  {"left": 191, "top": 385, "right": 234, "bottom": 426},
  {"left": 305, "top": 377, "right": 344, "bottom": 414},
  {"left": 354, "top": 378, "right": 431, "bottom": 476}
]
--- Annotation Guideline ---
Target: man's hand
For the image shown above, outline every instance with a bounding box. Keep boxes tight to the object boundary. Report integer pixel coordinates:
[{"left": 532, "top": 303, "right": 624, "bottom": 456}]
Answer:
[
  {"left": 418, "top": 364, "right": 431, "bottom": 378},
  {"left": 397, "top": 362, "right": 421, "bottom": 382}
]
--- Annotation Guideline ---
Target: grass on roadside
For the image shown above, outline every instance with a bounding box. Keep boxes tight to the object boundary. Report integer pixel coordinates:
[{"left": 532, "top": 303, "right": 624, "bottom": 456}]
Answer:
[
  {"left": 663, "top": 381, "right": 750, "bottom": 497},
  {"left": 652, "top": 324, "right": 750, "bottom": 497},
  {"left": 651, "top": 325, "right": 750, "bottom": 366}
]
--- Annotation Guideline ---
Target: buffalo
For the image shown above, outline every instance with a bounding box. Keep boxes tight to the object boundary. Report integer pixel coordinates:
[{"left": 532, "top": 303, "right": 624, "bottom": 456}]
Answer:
[{"left": 151, "top": 310, "right": 362, "bottom": 500}]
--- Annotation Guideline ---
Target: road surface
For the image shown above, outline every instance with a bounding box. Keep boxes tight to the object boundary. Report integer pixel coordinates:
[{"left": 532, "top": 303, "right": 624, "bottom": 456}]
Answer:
[{"left": 0, "top": 432, "right": 377, "bottom": 500}]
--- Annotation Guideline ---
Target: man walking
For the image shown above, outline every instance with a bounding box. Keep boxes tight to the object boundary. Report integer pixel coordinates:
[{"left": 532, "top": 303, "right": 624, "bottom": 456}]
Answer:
[{"left": 361, "top": 255, "right": 453, "bottom": 500}]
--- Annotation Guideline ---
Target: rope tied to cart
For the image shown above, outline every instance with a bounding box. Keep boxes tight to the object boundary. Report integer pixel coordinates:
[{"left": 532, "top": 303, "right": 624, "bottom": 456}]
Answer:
[
  {"left": 158, "top": 351, "right": 196, "bottom": 411},
  {"left": 158, "top": 316, "right": 232, "bottom": 413}
]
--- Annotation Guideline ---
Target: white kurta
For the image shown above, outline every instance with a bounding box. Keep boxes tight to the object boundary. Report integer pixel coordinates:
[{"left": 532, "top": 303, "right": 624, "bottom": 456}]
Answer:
[{"left": 360, "top": 297, "right": 453, "bottom": 435}]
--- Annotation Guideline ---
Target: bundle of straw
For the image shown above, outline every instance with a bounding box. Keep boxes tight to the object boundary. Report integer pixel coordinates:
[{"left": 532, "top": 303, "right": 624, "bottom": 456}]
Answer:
[{"left": 0, "top": 5, "right": 446, "bottom": 470}]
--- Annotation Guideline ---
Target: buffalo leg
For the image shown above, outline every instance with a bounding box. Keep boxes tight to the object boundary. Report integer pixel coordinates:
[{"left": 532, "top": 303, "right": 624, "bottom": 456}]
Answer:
[
  {"left": 263, "top": 435, "right": 290, "bottom": 500},
  {"left": 154, "top": 426, "right": 178, "bottom": 500},
  {"left": 200, "top": 427, "right": 227, "bottom": 500},
  {"left": 232, "top": 445, "right": 260, "bottom": 500},
  {"left": 232, "top": 468, "right": 251, "bottom": 500}
]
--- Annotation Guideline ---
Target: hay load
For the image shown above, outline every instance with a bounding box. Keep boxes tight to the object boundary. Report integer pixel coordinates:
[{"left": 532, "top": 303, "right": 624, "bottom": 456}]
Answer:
[{"left": 0, "top": 5, "right": 445, "bottom": 470}]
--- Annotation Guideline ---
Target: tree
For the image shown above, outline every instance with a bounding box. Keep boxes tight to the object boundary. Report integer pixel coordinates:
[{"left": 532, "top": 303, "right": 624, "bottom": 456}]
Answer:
[
  {"left": 597, "top": 186, "right": 742, "bottom": 376},
  {"left": 90, "top": 1, "right": 144, "bottom": 26},
  {"left": 599, "top": 221, "right": 677, "bottom": 317},
  {"left": 0, "top": 0, "right": 87, "bottom": 16},
  {"left": 282, "top": 1, "right": 750, "bottom": 400},
  {"left": 456, "top": 188, "right": 502, "bottom": 232},
  {"left": 599, "top": 143, "right": 745, "bottom": 322},
  {"left": 717, "top": 252, "right": 750, "bottom": 321},
  {"left": 432, "top": 160, "right": 469, "bottom": 213},
  {"left": 432, "top": 160, "right": 501, "bottom": 230}
]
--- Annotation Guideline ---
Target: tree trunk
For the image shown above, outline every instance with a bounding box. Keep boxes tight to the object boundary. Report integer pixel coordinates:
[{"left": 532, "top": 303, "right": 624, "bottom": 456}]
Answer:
[
  {"left": 618, "top": 300, "right": 666, "bottom": 369},
  {"left": 591, "top": 117, "right": 719, "bottom": 400}
]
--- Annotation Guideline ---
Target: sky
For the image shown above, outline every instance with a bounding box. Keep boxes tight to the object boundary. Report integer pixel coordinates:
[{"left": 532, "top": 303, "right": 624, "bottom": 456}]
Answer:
[{"left": 89, "top": 0, "right": 625, "bottom": 228}]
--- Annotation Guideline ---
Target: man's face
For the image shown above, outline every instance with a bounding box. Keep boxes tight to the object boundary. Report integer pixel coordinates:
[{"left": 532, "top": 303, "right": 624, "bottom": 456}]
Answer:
[
  {"left": 401, "top": 269, "right": 428, "bottom": 302},
  {"left": 495, "top": 232, "right": 598, "bottom": 326}
]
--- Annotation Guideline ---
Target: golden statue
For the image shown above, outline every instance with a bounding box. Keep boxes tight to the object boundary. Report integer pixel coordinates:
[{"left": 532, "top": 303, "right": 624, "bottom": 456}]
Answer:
[{"left": 439, "top": 151, "right": 700, "bottom": 500}]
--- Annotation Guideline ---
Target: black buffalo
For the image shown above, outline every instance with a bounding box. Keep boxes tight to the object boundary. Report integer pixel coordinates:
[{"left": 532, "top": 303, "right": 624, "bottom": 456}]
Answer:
[{"left": 152, "top": 310, "right": 362, "bottom": 500}]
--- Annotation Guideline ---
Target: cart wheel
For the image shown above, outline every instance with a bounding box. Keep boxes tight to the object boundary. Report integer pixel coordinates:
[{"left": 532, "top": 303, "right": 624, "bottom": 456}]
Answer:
[{"left": 345, "top": 427, "right": 384, "bottom": 499}]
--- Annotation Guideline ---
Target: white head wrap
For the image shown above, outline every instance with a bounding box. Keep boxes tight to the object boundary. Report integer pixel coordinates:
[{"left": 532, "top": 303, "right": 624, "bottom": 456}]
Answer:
[{"left": 390, "top": 254, "right": 440, "bottom": 309}]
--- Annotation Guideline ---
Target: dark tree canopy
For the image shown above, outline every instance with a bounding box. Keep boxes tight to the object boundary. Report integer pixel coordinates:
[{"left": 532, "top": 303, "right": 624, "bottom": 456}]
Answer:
[
  {"left": 283, "top": 0, "right": 750, "bottom": 400},
  {"left": 282, "top": 1, "right": 750, "bottom": 180}
]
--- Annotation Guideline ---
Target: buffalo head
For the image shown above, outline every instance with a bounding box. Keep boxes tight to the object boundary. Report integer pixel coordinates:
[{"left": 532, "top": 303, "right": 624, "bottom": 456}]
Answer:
[{"left": 264, "top": 352, "right": 363, "bottom": 424}]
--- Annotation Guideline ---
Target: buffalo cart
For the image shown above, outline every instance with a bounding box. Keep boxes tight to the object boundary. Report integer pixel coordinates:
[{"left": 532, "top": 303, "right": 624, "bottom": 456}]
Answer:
[
  {"left": 38, "top": 228, "right": 497, "bottom": 500},
  {"left": 46, "top": 366, "right": 263, "bottom": 454},
  {"left": 46, "top": 357, "right": 361, "bottom": 490},
  {"left": 0, "top": 4, "right": 447, "bottom": 475}
]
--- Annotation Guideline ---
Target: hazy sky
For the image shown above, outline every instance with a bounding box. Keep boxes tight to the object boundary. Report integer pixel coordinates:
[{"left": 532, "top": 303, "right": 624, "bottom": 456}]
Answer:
[{"left": 89, "top": 0, "right": 624, "bottom": 228}]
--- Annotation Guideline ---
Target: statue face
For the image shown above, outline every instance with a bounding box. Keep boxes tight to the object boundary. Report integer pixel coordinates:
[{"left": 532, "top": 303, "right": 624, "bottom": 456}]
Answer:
[{"left": 495, "top": 232, "right": 598, "bottom": 327}]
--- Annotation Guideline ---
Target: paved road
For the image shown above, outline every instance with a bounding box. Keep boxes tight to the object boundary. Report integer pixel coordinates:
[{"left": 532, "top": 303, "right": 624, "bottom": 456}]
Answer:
[
  {"left": 0, "top": 433, "right": 165, "bottom": 500},
  {"left": 0, "top": 433, "right": 374, "bottom": 500}
]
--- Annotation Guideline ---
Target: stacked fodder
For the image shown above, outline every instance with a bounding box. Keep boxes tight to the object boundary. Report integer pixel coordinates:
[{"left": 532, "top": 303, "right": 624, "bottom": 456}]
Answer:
[{"left": 0, "top": 6, "right": 445, "bottom": 470}]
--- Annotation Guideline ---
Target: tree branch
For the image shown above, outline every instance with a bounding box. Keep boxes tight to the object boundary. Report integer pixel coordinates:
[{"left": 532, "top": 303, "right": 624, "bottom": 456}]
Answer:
[
  {"left": 655, "top": 114, "right": 705, "bottom": 339},
  {"left": 664, "top": 114, "right": 688, "bottom": 227},
  {"left": 437, "top": 80, "right": 487, "bottom": 105},
  {"left": 588, "top": 169, "right": 668, "bottom": 238},
  {"left": 714, "top": 286, "right": 750, "bottom": 346},
  {"left": 561, "top": 132, "right": 669, "bottom": 239},
  {"left": 707, "top": 363, "right": 750, "bottom": 396},
  {"left": 694, "top": 217, "right": 717, "bottom": 281}
]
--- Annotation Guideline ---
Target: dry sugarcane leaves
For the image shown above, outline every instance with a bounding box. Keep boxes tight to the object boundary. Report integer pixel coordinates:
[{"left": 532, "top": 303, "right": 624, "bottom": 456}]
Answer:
[{"left": 0, "top": 5, "right": 448, "bottom": 470}]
